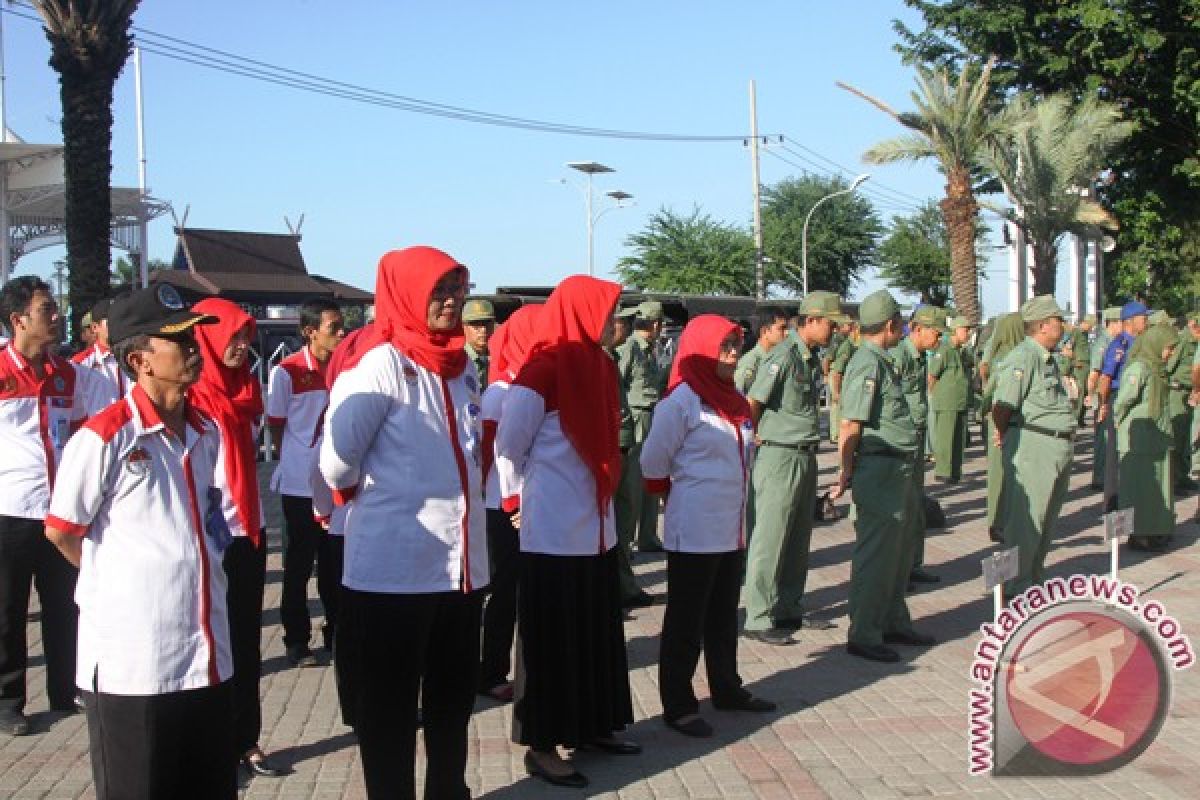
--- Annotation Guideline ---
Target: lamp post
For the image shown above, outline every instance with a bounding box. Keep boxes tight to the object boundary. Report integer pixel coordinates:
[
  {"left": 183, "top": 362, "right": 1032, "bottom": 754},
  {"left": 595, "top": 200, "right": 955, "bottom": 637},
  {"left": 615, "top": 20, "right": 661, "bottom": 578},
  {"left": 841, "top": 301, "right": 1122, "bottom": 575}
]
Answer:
[
  {"left": 801, "top": 173, "right": 870, "bottom": 296},
  {"left": 567, "top": 161, "right": 614, "bottom": 275}
]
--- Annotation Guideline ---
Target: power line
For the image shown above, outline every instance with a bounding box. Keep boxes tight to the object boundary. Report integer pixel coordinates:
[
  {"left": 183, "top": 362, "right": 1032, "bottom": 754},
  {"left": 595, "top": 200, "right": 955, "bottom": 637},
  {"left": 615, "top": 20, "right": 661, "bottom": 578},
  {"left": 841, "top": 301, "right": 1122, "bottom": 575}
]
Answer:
[
  {"left": 762, "top": 149, "right": 923, "bottom": 214},
  {"left": 5, "top": 3, "right": 765, "bottom": 143},
  {"left": 778, "top": 140, "right": 929, "bottom": 207}
]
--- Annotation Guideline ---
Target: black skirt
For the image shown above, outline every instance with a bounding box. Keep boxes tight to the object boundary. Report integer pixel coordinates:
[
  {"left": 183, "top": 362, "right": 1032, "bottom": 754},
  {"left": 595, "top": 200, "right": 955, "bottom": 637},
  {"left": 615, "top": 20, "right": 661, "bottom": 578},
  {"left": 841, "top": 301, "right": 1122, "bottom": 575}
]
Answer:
[{"left": 512, "top": 547, "right": 634, "bottom": 749}]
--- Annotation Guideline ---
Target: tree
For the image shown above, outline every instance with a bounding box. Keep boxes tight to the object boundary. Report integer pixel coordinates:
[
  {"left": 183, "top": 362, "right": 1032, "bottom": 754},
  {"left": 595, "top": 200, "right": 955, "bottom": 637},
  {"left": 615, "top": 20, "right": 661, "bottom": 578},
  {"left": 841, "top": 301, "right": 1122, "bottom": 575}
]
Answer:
[
  {"left": 760, "top": 174, "right": 882, "bottom": 298},
  {"left": 878, "top": 202, "right": 954, "bottom": 305},
  {"left": 32, "top": 0, "right": 141, "bottom": 337},
  {"left": 838, "top": 59, "right": 1003, "bottom": 323},
  {"left": 616, "top": 207, "right": 756, "bottom": 295},
  {"left": 980, "top": 93, "right": 1132, "bottom": 295},
  {"left": 111, "top": 255, "right": 167, "bottom": 287},
  {"left": 894, "top": 0, "right": 1200, "bottom": 314}
]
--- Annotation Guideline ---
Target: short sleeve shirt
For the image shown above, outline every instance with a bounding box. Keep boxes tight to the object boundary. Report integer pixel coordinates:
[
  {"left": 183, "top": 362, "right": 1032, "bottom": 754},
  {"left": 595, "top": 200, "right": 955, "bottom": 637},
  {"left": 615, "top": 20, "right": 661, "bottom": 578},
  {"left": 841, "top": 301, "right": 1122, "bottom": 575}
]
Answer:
[
  {"left": 617, "top": 335, "right": 666, "bottom": 412},
  {"left": 1101, "top": 331, "right": 1135, "bottom": 390},
  {"left": 734, "top": 344, "right": 765, "bottom": 394},
  {"left": 1090, "top": 329, "right": 1111, "bottom": 372},
  {"left": 993, "top": 337, "right": 1076, "bottom": 433},
  {"left": 747, "top": 333, "right": 820, "bottom": 446},
  {"left": 890, "top": 336, "right": 929, "bottom": 425},
  {"left": 830, "top": 337, "right": 857, "bottom": 375},
  {"left": 266, "top": 346, "right": 328, "bottom": 497},
  {"left": 840, "top": 341, "right": 918, "bottom": 455}
]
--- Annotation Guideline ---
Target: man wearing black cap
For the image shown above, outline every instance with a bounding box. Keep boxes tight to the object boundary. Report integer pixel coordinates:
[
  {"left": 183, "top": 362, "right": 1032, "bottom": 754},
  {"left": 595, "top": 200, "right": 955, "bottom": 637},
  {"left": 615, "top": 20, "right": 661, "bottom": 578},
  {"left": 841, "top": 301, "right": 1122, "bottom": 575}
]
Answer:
[{"left": 45, "top": 286, "right": 237, "bottom": 799}]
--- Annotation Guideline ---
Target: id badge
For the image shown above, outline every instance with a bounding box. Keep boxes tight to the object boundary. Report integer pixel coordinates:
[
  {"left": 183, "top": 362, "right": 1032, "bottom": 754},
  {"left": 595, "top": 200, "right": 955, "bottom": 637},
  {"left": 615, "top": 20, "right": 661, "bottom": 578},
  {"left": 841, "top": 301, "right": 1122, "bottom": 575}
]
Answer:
[{"left": 204, "top": 486, "right": 234, "bottom": 553}]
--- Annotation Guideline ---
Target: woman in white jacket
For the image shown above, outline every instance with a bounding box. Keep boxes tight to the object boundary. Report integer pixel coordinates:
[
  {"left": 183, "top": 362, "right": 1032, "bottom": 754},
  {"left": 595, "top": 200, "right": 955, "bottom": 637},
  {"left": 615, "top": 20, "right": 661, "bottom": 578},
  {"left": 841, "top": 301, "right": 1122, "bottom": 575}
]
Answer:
[
  {"left": 496, "top": 275, "right": 635, "bottom": 788},
  {"left": 641, "top": 314, "right": 777, "bottom": 738}
]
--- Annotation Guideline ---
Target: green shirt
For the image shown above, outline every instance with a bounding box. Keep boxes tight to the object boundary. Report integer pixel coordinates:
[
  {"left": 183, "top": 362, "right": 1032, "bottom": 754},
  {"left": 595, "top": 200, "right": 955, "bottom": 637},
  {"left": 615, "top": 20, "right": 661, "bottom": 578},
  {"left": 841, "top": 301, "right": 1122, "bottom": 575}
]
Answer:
[
  {"left": 607, "top": 348, "right": 636, "bottom": 449},
  {"left": 616, "top": 334, "right": 667, "bottom": 412},
  {"left": 1070, "top": 329, "right": 1091, "bottom": 374},
  {"left": 890, "top": 336, "right": 928, "bottom": 428},
  {"left": 830, "top": 336, "right": 857, "bottom": 375},
  {"left": 1167, "top": 330, "right": 1196, "bottom": 387},
  {"left": 1090, "top": 329, "right": 1112, "bottom": 372},
  {"left": 993, "top": 337, "right": 1076, "bottom": 433},
  {"left": 735, "top": 344, "right": 767, "bottom": 394},
  {"left": 928, "top": 339, "right": 969, "bottom": 412},
  {"left": 747, "top": 332, "right": 821, "bottom": 446},
  {"left": 840, "top": 340, "right": 919, "bottom": 455},
  {"left": 465, "top": 343, "right": 489, "bottom": 387}
]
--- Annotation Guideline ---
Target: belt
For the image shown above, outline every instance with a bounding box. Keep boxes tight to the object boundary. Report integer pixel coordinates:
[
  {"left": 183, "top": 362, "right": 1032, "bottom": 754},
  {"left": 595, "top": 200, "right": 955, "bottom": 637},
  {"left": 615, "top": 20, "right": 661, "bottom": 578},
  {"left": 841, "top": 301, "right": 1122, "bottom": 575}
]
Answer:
[
  {"left": 860, "top": 447, "right": 917, "bottom": 461},
  {"left": 760, "top": 440, "right": 819, "bottom": 453},
  {"left": 1016, "top": 422, "right": 1075, "bottom": 441},
  {"left": 1170, "top": 381, "right": 1191, "bottom": 391}
]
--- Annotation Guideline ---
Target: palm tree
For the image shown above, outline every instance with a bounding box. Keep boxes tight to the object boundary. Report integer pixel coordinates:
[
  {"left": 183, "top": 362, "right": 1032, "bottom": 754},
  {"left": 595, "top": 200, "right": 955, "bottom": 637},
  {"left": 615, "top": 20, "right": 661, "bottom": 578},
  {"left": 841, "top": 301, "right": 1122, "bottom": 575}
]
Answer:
[
  {"left": 980, "top": 92, "right": 1132, "bottom": 296},
  {"left": 838, "top": 59, "right": 1001, "bottom": 324},
  {"left": 31, "top": 1, "right": 141, "bottom": 336}
]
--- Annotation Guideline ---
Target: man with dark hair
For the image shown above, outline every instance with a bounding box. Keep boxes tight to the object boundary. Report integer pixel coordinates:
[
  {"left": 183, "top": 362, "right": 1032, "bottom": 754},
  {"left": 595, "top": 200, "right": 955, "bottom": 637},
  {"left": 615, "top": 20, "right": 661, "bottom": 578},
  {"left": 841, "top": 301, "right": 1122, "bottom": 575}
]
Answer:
[
  {"left": 0, "top": 276, "right": 87, "bottom": 735},
  {"left": 267, "top": 297, "right": 345, "bottom": 667},
  {"left": 73, "top": 297, "right": 127, "bottom": 416},
  {"left": 735, "top": 309, "right": 789, "bottom": 393},
  {"left": 462, "top": 298, "right": 495, "bottom": 387}
]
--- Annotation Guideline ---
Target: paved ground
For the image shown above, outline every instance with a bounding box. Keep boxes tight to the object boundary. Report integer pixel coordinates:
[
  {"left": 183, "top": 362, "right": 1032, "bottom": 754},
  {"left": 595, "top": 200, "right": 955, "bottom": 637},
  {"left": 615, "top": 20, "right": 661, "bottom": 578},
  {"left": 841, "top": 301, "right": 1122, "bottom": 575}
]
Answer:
[{"left": 2, "top": 428, "right": 1199, "bottom": 799}]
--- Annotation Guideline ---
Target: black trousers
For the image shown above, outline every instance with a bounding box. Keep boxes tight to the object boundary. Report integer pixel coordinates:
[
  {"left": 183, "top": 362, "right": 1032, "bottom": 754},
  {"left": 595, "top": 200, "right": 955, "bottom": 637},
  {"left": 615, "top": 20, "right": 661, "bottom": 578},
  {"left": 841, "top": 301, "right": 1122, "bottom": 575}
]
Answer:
[
  {"left": 0, "top": 515, "right": 78, "bottom": 714},
  {"left": 224, "top": 535, "right": 267, "bottom": 755},
  {"left": 84, "top": 681, "right": 236, "bottom": 800},
  {"left": 280, "top": 495, "right": 342, "bottom": 650},
  {"left": 337, "top": 587, "right": 483, "bottom": 800},
  {"left": 659, "top": 550, "right": 747, "bottom": 723},
  {"left": 479, "top": 509, "right": 519, "bottom": 692}
]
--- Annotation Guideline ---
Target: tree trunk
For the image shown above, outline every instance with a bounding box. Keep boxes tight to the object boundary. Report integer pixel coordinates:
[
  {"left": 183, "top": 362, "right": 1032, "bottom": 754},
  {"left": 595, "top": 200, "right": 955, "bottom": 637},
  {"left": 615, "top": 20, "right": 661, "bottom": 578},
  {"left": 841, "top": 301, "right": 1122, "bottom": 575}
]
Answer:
[
  {"left": 939, "top": 168, "right": 981, "bottom": 323},
  {"left": 1029, "top": 237, "right": 1058, "bottom": 297}
]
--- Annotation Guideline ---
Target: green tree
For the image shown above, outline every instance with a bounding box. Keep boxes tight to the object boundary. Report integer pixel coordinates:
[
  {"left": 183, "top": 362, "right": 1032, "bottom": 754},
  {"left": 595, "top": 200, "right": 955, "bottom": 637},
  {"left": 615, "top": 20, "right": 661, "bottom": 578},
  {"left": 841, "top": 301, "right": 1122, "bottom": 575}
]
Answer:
[
  {"left": 838, "top": 59, "right": 1002, "bottom": 323},
  {"left": 760, "top": 174, "right": 882, "bottom": 298},
  {"left": 980, "top": 93, "right": 1132, "bottom": 295},
  {"left": 616, "top": 207, "right": 756, "bottom": 295},
  {"left": 894, "top": 0, "right": 1200, "bottom": 314},
  {"left": 878, "top": 202, "right": 954, "bottom": 305},
  {"left": 111, "top": 256, "right": 168, "bottom": 287},
  {"left": 32, "top": 0, "right": 141, "bottom": 337}
]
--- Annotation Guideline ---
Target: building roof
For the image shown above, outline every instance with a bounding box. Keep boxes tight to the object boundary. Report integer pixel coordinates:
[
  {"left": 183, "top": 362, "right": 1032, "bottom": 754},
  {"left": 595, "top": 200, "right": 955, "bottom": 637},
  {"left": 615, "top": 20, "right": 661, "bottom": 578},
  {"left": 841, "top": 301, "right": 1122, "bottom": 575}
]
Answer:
[{"left": 312, "top": 274, "right": 375, "bottom": 302}]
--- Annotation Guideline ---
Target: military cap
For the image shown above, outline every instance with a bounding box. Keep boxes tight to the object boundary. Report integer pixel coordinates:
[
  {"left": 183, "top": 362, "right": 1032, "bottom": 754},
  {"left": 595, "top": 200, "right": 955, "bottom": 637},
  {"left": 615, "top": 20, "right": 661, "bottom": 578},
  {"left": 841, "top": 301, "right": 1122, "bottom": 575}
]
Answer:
[
  {"left": 615, "top": 306, "right": 638, "bottom": 320},
  {"left": 462, "top": 298, "right": 495, "bottom": 323},
  {"left": 947, "top": 315, "right": 974, "bottom": 330},
  {"left": 108, "top": 285, "right": 216, "bottom": 345},
  {"left": 1148, "top": 309, "right": 1171, "bottom": 327},
  {"left": 1102, "top": 307, "right": 1122, "bottom": 323},
  {"left": 911, "top": 305, "right": 948, "bottom": 332},
  {"left": 1020, "top": 294, "right": 1066, "bottom": 322},
  {"left": 798, "top": 290, "right": 849, "bottom": 323},
  {"left": 1080, "top": 313, "right": 1097, "bottom": 326},
  {"left": 636, "top": 300, "right": 664, "bottom": 321},
  {"left": 858, "top": 289, "right": 901, "bottom": 327}
]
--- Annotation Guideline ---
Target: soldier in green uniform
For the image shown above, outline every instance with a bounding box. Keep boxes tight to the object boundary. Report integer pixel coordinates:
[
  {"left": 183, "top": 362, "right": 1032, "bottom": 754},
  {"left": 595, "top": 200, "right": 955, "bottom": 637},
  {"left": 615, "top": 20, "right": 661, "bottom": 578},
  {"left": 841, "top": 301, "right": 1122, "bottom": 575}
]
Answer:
[
  {"left": 979, "top": 312, "right": 1025, "bottom": 543},
  {"left": 830, "top": 289, "right": 935, "bottom": 663},
  {"left": 609, "top": 307, "right": 653, "bottom": 608},
  {"left": 741, "top": 292, "right": 846, "bottom": 645},
  {"left": 991, "top": 295, "right": 1077, "bottom": 597},
  {"left": 1070, "top": 315, "right": 1095, "bottom": 425},
  {"left": 1189, "top": 312, "right": 1200, "bottom": 482},
  {"left": 1088, "top": 308, "right": 1121, "bottom": 488},
  {"left": 616, "top": 301, "right": 670, "bottom": 553},
  {"left": 1166, "top": 315, "right": 1198, "bottom": 490},
  {"left": 891, "top": 305, "right": 946, "bottom": 585},
  {"left": 735, "top": 308, "right": 789, "bottom": 393},
  {"left": 928, "top": 316, "right": 974, "bottom": 483},
  {"left": 462, "top": 298, "right": 495, "bottom": 386},
  {"left": 828, "top": 320, "right": 859, "bottom": 445}
]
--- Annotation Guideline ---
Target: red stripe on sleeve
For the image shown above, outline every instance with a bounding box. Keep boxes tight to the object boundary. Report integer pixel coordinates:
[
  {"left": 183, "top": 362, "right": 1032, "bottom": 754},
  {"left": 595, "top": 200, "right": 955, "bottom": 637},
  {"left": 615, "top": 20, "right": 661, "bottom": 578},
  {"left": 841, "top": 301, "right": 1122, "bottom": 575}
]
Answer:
[
  {"left": 643, "top": 477, "right": 672, "bottom": 495},
  {"left": 45, "top": 514, "right": 89, "bottom": 537}
]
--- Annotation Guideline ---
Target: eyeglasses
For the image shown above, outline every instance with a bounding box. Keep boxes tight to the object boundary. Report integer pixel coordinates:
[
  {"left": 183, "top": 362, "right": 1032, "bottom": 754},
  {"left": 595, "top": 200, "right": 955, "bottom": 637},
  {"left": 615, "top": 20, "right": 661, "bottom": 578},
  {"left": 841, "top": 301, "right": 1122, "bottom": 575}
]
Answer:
[{"left": 431, "top": 279, "right": 469, "bottom": 301}]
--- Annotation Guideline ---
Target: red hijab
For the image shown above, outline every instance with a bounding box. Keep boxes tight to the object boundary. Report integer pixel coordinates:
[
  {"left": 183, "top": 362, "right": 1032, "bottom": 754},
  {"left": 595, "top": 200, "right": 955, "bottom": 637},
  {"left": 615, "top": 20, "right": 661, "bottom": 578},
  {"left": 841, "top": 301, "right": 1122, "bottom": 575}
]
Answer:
[
  {"left": 667, "top": 314, "right": 751, "bottom": 428},
  {"left": 516, "top": 276, "right": 622, "bottom": 516},
  {"left": 490, "top": 304, "right": 543, "bottom": 382},
  {"left": 343, "top": 247, "right": 469, "bottom": 378},
  {"left": 189, "top": 298, "right": 264, "bottom": 546}
]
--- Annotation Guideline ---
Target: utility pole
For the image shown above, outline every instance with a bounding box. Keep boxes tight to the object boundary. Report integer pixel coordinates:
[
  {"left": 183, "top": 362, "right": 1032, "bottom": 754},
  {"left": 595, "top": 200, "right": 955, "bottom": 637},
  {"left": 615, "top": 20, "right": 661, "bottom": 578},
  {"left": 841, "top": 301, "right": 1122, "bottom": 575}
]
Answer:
[
  {"left": 52, "top": 259, "right": 67, "bottom": 311},
  {"left": 749, "top": 80, "right": 765, "bottom": 300}
]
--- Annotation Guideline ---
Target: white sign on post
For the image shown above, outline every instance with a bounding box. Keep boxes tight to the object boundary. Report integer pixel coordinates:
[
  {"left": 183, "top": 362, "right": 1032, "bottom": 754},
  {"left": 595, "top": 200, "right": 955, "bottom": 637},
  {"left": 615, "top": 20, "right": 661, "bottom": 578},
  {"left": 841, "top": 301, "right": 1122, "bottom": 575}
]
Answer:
[
  {"left": 1103, "top": 508, "right": 1135, "bottom": 581},
  {"left": 982, "top": 547, "right": 1019, "bottom": 619}
]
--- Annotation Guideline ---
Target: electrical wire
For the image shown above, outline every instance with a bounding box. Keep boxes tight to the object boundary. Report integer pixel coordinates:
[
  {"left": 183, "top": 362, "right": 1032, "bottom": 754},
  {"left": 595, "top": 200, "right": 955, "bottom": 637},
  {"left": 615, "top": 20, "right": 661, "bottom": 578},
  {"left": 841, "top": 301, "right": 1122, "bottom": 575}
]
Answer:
[{"left": 762, "top": 148, "right": 924, "bottom": 214}]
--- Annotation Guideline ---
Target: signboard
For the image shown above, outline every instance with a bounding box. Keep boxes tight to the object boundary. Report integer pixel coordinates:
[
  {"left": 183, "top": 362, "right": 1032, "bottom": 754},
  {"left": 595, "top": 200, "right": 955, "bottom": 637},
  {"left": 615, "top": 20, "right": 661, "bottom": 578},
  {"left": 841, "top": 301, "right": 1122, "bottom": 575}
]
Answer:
[
  {"left": 1103, "top": 508, "right": 1134, "bottom": 543},
  {"left": 982, "top": 547, "right": 1019, "bottom": 592}
]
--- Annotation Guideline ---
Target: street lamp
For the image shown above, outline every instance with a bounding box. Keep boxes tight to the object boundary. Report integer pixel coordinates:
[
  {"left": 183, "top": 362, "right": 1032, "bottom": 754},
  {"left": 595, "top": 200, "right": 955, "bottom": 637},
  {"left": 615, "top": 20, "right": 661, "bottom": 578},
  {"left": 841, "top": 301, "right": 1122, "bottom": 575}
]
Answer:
[
  {"left": 567, "top": 161, "right": 615, "bottom": 275},
  {"left": 801, "top": 173, "right": 870, "bottom": 296}
]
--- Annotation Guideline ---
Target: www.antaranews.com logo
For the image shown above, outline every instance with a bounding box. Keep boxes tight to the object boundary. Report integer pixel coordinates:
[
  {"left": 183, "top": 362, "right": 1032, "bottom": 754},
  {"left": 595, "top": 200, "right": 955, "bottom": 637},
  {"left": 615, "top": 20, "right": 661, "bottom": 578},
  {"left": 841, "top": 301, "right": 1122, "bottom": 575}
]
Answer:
[{"left": 968, "top": 574, "right": 1193, "bottom": 776}]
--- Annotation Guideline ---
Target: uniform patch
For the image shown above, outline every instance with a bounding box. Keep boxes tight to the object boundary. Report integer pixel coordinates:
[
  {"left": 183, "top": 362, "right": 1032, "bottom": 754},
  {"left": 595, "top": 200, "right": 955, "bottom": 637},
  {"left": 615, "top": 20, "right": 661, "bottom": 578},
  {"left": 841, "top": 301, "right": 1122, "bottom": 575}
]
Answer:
[
  {"left": 1114, "top": 348, "right": 1125, "bottom": 363},
  {"left": 125, "top": 446, "right": 152, "bottom": 476},
  {"left": 864, "top": 378, "right": 875, "bottom": 394},
  {"left": 298, "top": 373, "right": 315, "bottom": 388},
  {"left": 1013, "top": 369, "right": 1024, "bottom": 379},
  {"left": 402, "top": 365, "right": 418, "bottom": 384},
  {"left": 768, "top": 363, "right": 780, "bottom": 375},
  {"left": 467, "top": 403, "right": 481, "bottom": 418}
]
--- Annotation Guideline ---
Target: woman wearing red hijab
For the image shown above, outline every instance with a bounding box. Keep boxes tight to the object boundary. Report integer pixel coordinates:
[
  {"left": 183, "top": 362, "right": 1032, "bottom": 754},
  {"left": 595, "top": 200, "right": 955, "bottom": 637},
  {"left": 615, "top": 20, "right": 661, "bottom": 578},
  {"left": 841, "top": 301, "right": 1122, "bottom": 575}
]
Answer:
[
  {"left": 318, "top": 247, "right": 489, "bottom": 800},
  {"left": 189, "top": 298, "right": 283, "bottom": 777},
  {"left": 641, "top": 315, "right": 776, "bottom": 738},
  {"left": 477, "top": 305, "right": 540, "bottom": 704},
  {"left": 495, "top": 276, "right": 636, "bottom": 788}
]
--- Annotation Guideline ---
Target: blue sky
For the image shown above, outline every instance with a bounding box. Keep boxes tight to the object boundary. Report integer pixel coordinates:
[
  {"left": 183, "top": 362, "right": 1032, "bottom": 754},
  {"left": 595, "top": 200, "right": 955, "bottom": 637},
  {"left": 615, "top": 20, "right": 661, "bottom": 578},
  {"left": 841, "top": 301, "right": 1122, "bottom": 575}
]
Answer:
[{"left": 4, "top": 0, "right": 1043, "bottom": 314}]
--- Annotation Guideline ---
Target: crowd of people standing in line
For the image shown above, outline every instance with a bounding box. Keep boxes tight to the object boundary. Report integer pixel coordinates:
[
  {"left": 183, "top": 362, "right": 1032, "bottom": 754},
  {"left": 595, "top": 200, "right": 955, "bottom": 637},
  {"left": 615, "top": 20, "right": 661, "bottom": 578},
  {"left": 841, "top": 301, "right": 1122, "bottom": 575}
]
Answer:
[{"left": 0, "top": 249, "right": 1196, "bottom": 798}]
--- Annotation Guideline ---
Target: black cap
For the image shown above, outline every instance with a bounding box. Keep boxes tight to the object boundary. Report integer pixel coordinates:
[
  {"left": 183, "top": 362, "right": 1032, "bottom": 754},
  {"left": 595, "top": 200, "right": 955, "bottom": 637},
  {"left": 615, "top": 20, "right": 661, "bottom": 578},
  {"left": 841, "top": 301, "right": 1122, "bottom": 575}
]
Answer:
[{"left": 108, "top": 285, "right": 217, "bottom": 345}]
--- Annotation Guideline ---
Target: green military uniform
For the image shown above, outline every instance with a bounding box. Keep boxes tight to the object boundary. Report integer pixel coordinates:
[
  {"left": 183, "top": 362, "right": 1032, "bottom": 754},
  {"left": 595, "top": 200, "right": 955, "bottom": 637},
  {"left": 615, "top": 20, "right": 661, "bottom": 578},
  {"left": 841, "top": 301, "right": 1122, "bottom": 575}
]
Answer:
[
  {"left": 1165, "top": 326, "right": 1197, "bottom": 487},
  {"left": 994, "top": 295, "right": 1077, "bottom": 596},
  {"left": 841, "top": 290, "right": 923, "bottom": 649},
  {"left": 742, "top": 292, "right": 847, "bottom": 633},
  {"left": 464, "top": 343, "right": 489, "bottom": 386},
  {"left": 608, "top": 336, "right": 644, "bottom": 603},
  {"left": 462, "top": 298, "right": 495, "bottom": 386},
  {"left": 615, "top": 302, "right": 669, "bottom": 552},
  {"left": 828, "top": 334, "right": 857, "bottom": 444},
  {"left": 735, "top": 343, "right": 768, "bottom": 394},
  {"left": 1090, "top": 313, "right": 1118, "bottom": 487},
  {"left": 928, "top": 319, "right": 971, "bottom": 482},
  {"left": 1070, "top": 320, "right": 1094, "bottom": 425}
]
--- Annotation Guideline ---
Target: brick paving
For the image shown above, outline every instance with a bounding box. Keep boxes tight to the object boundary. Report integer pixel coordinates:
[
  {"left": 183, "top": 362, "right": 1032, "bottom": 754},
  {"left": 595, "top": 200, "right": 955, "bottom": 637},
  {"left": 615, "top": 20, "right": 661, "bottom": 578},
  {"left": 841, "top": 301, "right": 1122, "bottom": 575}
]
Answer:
[{"left": 2, "top": 429, "right": 1198, "bottom": 798}]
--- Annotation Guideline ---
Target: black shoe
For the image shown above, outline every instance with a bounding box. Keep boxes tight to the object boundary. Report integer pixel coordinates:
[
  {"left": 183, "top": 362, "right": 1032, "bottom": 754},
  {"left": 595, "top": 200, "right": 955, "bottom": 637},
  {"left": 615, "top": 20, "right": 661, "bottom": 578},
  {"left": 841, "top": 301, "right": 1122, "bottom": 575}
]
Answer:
[
  {"left": 666, "top": 715, "right": 714, "bottom": 738},
  {"left": 846, "top": 642, "right": 900, "bottom": 663},
  {"left": 524, "top": 751, "right": 588, "bottom": 789},
  {"left": 621, "top": 591, "right": 655, "bottom": 610},
  {"left": 588, "top": 737, "right": 641, "bottom": 755},
  {"left": 286, "top": 645, "right": 319, "bottom": 668},
  {"left": 909, "top": 568, "right": 941, "bottom": 584},
  {"left": 741, "top": 628, "right": 796, "bottom": 646},
  {"left": 883, "top": 630, "right": 936, "bottom": 647},
  {"left": 0, "top": 711, "right": 30, "bottom": 736},
  {"left": 774, "top": 616, "right": 836, "bottom": 631},
  {"left": 1175, "top": 479, "right": 1198, "bottom": 494},
  {"left": 241, "top": 754, "right": 285, "bottom": 777},
  {"left": 988, "top": 528, "right": 1003, "bottom": 543},
  {"left": 712, "top": 694, "right": 776, "bottom": 713}
]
